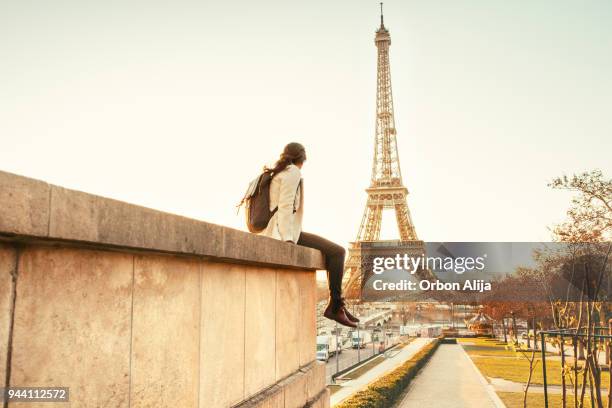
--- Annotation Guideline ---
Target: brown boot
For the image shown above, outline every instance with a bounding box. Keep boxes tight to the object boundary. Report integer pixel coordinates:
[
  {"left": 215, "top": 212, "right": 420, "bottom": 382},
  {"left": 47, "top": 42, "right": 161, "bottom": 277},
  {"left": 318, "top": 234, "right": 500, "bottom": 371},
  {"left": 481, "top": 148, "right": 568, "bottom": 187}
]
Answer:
[
  {"left": 324, "top": 302, "right": 357, "bottom": 328},
  {"left": 343, "top": 307, "right": 360, "bottom": 323},
  {"left": 338, "top": 298, "right": 360, "bottom": 323}
]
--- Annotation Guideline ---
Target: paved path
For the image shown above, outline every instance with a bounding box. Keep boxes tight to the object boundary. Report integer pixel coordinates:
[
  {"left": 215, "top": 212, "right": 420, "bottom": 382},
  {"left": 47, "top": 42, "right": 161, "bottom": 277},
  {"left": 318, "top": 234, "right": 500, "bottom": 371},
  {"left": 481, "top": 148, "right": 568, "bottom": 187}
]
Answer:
[
  {"left": 396, "top": 344, "right": 505, "bottom": 408},
  {"left": 331, "top": 338, "right": 433, "bottom": 407}
]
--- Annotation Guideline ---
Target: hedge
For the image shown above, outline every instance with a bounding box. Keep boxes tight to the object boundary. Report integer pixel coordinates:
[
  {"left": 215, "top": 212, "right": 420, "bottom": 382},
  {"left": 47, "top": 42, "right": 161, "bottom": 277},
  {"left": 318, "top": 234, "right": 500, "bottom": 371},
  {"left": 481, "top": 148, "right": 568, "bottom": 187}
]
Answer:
[{"left": 335, "top": 338, "right": 441, "bottom": 408}]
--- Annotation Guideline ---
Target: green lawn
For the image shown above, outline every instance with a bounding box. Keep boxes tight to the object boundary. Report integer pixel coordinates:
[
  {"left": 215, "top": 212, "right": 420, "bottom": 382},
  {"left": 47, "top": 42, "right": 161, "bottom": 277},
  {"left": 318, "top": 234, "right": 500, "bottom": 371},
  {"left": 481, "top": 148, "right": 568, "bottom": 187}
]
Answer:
[
  {"left": 497, "top": 391, "right": 608, "bottom": 408},
  {"left": 461, "top": 343, "right": 521, "bottom": 357},
  {"left": 458, "top": 337, "right": 610, "bottom": 387},
  {"left": 471, "top": 354, "right": 559, "bottom": 386}
]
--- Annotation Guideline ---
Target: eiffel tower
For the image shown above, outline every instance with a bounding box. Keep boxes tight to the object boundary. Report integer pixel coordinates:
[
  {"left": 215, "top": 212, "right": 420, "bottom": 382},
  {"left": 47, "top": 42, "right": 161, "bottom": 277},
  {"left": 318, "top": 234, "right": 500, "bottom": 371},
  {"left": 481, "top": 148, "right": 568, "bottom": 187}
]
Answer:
[{"left": 344, "top": 5, "right": 425, "bottom": 300}]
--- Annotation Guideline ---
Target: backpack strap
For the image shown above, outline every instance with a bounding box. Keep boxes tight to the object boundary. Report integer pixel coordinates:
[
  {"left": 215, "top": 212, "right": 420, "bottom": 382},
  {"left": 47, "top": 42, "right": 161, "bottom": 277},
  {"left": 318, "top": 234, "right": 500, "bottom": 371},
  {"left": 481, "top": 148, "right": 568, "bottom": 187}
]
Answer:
[{"left": 292, "top": 179, "right": 302, "bottom": 214}]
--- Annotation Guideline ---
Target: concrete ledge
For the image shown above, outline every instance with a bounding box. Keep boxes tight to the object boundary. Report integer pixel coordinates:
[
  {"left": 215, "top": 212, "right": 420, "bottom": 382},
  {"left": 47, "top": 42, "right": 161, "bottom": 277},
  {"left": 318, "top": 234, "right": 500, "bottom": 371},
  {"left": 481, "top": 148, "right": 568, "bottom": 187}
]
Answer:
[{"left": 0, "top": 170, "right": 324, "bottom": 270}]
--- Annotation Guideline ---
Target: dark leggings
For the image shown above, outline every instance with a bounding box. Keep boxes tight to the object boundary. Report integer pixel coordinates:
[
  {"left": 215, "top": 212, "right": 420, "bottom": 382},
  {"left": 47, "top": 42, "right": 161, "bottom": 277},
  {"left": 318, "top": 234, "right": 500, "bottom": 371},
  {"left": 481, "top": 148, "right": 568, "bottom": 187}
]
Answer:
[{"left": 296, "top": 232, "right": 345, "bottom": 302}]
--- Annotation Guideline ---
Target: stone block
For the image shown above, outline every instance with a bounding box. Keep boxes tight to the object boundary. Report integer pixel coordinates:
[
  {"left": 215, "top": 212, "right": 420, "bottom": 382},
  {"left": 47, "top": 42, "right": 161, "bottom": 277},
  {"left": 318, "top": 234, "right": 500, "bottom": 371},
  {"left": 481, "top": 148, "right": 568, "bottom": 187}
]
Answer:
[
  {"left": 200, "top": 261, "right": 246, "bottom": 407},
  {"left": 0, "top": 244, "right": 16, "bottom": 387},
  {"left": 9, "top": 246, "right": 133, "bottom": 407},
  {"left": 305, "top": 362, "right": 327, "bottom": 401},
  {"left": 275, "top": 269, "right": 300, "bottom": 381},
  {"left": 298, "top": 271, "right": 316, "bottom": 367},
  {"left": 235, "top": 384, "right": 284, "bottom": 408},
  {"left": 316, "top": 388, "right": 331, "bottom": 408},
  {"left": 222, "top": 228, "right": 291, "bottom": 266},
  {"left": 245, "top": 267, "right": 276, "bottom": 397},
  {"left": 49, "top": 186, "right": 224, "bottom": 256},
  {"left": 254, "top": 385, "right": 284, "bottom": 408},
  {"left": 281, "top": 371, "right": 308, "bottom": 408},
  {"left": 305, "top": 388, "right": 330, "bottom": 408},
  {"left": 0, "top": 171, "right": 50, "bottom": 236},
  {"left": 130, "top": 255, "right": 200, "bottom": 407},
  {"left": 254, "top": 389, "right": 284, "bottom": 408},
  {"left": 47, "top": 186, "right": 100, "bottom": 242},
  {"left": 222, "top": 228, "right": 324, "bottom": 271}
]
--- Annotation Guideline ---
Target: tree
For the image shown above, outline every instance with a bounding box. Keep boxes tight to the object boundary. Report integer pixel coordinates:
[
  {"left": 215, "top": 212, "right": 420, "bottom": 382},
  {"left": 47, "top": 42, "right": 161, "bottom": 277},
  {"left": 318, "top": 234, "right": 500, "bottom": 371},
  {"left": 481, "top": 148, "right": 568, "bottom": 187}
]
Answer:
[
  {"left": 549, "top": 170, "right": 612, "bottom": 242},
  {"left": 547, "top": 170, "right": 612, "bottom": 408}
]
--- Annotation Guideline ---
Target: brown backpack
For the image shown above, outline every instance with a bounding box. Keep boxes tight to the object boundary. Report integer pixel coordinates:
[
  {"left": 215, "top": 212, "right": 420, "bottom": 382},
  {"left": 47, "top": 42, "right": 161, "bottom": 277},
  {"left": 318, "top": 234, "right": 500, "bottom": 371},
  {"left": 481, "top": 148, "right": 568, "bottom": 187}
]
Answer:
[{"left": 237, "top": 171, "right": 278, "bottom": 233}]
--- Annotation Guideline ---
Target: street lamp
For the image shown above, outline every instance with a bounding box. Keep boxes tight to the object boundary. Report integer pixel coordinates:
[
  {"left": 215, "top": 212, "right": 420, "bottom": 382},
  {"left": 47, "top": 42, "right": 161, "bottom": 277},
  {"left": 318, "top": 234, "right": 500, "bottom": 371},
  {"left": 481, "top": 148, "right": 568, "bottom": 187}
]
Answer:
[
  {"left": 335, "top": 321, "right": 339, "bottom": 376},
  {"left": 356, "top": 323, "right": 361, "bottom": 362},
  {"left": 372, "top": 329, "right": 376, "bottom": 356}
]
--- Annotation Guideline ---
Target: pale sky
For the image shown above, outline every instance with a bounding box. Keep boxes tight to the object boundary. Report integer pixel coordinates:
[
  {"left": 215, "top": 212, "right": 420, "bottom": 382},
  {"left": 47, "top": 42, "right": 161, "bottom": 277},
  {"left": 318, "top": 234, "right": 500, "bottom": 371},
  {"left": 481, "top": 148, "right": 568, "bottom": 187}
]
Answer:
[{"left": 1, "top": 0, "right": 611, "bottom": 246}]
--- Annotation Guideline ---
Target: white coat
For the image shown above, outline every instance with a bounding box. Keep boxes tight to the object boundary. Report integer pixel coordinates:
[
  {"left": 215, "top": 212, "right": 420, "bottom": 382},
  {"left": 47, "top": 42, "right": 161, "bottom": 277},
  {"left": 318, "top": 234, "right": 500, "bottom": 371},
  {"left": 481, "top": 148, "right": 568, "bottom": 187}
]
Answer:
[{"left": 258, "top": 164, "right": 304, "bottom": 243}]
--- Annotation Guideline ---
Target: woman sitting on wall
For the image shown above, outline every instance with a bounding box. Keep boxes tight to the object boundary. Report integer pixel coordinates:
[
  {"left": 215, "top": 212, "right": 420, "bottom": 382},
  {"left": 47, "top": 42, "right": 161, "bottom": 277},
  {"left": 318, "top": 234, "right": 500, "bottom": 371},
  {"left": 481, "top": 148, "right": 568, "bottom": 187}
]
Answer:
[{"left": 258, "top": 142, "right": 358, "bottom": 328}]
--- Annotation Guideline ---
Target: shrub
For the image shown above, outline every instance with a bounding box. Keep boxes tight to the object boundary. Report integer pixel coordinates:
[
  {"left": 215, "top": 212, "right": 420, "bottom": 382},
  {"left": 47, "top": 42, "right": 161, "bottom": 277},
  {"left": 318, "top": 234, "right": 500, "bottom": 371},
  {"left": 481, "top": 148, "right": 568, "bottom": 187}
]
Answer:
[{"left": 336, "top": 339, "right": 441, "bottom": 408}]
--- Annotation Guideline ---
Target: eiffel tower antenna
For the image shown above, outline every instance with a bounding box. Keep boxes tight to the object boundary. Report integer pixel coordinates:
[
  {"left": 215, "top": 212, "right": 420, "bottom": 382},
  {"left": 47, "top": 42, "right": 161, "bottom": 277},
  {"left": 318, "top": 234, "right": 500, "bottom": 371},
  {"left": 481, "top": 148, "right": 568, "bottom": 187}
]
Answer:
[{"left": 343, "top": 7, "right": 424, "bottom": 299}]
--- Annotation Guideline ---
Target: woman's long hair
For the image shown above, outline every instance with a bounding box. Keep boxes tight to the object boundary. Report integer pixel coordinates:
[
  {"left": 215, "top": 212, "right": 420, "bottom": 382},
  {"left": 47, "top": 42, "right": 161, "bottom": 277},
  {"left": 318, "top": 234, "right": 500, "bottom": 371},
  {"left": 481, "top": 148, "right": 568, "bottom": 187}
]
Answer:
[{"left": 265, "top": 142, "right": 306, "bottom": 175}]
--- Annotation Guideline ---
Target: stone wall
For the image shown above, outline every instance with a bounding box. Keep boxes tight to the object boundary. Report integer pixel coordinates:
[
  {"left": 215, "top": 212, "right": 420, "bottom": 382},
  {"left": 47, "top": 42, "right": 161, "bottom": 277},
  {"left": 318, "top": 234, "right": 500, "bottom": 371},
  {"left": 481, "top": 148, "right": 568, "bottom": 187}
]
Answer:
[{"left": 0, "top": 170, "right": 329, "bottom": 408}]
